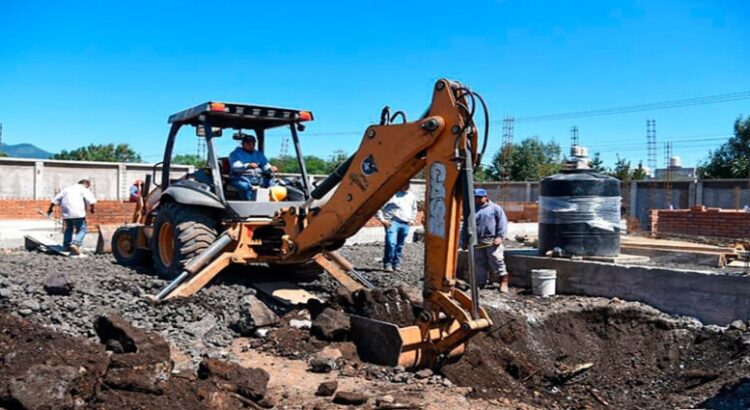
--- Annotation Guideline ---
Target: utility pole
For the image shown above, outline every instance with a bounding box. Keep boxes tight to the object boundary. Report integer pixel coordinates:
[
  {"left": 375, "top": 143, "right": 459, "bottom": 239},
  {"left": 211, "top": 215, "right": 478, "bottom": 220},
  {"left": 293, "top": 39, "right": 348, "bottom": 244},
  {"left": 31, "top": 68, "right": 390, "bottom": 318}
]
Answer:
[
  {"left": 500, "top": 116, "right": 515, "bottom": 204},
  {"left": 664, "top": 141, "right": 673, "bottom": 209},
  {"left": 0, "top": 122, "right": 3, "bottom": 153}
]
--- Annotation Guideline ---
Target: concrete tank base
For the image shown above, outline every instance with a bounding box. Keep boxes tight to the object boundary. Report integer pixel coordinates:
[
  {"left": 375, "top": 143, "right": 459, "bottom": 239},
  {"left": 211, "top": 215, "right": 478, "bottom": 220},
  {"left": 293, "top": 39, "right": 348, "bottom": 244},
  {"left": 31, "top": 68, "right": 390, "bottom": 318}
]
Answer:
[{"left": 506, "top": 249, "right": 750, "bottom": 326}]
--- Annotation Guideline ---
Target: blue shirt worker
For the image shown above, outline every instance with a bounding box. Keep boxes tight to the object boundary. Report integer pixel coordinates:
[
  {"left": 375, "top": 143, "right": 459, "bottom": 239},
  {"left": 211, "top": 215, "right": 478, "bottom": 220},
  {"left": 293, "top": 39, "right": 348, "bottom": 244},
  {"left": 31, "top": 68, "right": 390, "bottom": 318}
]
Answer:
[
  {"left": 471, "top": 188, "right": 510, "bottom": 292},
  {"left": 376, "top": 183, "right": 418, "bottom": 272},
  {"left": 228, "top": 133, "right": 278, "bottom": 201}
]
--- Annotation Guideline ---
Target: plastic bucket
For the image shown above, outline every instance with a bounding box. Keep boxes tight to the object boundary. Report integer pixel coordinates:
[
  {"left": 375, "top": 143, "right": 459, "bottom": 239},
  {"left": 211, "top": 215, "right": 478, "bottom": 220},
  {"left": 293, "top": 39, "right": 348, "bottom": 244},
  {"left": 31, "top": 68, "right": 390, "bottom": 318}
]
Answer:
[{"left": 531, "top": 269, "right": 557, "bottom": 297}]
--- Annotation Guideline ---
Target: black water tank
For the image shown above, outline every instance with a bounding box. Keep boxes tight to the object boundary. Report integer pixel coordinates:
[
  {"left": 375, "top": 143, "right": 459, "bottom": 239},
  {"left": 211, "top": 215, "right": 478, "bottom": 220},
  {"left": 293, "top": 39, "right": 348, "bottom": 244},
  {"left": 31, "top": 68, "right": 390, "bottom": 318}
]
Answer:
[{"left": 538, "top": 170, "right": 621, "bottom": 257}]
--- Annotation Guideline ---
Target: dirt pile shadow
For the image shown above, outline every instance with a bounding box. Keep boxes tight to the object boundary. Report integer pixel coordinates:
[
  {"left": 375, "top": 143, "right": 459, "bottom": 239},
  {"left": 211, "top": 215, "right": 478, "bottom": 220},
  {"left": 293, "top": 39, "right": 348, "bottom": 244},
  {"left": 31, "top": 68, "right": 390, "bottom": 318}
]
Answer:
[{"left": 443, "top": 302, "right": 750, "bottom": 409}]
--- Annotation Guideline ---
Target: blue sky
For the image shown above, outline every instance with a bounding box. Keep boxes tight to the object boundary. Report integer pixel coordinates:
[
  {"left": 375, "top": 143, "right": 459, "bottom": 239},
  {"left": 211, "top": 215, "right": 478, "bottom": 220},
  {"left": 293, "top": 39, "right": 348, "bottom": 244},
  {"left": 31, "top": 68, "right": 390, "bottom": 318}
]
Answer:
[{"left": 1, "top": 0, "right": 748, "bottom": 170}]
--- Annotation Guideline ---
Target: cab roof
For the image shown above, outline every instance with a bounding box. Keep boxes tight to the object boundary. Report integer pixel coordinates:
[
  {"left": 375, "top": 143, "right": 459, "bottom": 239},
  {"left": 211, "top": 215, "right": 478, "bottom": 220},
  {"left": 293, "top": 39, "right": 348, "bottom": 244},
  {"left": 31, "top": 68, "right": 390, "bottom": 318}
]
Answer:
[{"left": 168, "top": 102, "right": 313, "bottom": 130}]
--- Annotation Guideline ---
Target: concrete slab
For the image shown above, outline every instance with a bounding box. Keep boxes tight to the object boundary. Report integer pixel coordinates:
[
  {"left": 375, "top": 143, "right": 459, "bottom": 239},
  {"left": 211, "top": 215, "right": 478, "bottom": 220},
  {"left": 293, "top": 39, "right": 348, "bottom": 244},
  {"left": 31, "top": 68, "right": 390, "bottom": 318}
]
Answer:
[{"left": 0, "top": 219, "right": 99, "bottom": 250}]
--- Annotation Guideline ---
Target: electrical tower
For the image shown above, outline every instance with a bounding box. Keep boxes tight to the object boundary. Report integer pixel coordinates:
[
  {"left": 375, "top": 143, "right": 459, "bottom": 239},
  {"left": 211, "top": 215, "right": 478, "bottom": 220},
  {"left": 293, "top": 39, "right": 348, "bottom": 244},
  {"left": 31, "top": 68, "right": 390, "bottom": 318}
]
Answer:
[
  {"left": 646, "top": 119, "right": 656, "bottom": 173},
  {"left": 279, "top": 137, "right": 290, "bottom": 159},
  {"left": 570, "top": 126, "right": 579, "bottom": 148},
  {"left": 500, "top": 116, "right": 515, "bottom": 204},
  {"left": 196, "top": 137, "right": 206, "bottom": 160}
]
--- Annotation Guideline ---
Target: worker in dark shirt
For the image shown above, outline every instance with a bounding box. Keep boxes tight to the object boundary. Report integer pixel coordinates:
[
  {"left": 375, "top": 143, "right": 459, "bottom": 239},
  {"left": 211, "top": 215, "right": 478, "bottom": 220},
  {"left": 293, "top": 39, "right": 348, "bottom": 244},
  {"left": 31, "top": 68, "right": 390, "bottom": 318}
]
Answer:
[
  {"left": 228, "top": 133, "right": 278, "bottom": 200},
  {"left": 471, "top": 188, "right": 510, "bottom": 292}
]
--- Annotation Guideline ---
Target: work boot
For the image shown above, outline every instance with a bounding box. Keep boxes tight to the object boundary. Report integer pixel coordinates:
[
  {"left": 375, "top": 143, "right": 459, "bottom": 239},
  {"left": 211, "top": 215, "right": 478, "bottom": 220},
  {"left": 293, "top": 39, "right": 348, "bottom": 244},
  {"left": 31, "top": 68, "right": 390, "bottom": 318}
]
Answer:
[
  {"left": 68, "top": 244, "right": 80, "bottom": 256},
  {"left": 499, "top": 275, "right": 509, "bottom": 293}
]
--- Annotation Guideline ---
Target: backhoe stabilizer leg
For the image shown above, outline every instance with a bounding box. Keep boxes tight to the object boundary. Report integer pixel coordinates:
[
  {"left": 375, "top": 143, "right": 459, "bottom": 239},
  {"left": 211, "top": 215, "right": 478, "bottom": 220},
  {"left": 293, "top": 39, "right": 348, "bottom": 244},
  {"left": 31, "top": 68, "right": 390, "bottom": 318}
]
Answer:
[{"left": 152, "top": 232, "right": 234, "bottom": 301}]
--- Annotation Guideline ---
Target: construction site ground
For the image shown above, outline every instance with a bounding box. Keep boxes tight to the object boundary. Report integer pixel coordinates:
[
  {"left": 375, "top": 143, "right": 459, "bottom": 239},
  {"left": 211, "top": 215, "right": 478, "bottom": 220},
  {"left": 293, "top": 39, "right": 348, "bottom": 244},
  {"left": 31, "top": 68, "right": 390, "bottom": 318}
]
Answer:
[{"left": 1, "top": 242, "right": 750, "bottom": 409}]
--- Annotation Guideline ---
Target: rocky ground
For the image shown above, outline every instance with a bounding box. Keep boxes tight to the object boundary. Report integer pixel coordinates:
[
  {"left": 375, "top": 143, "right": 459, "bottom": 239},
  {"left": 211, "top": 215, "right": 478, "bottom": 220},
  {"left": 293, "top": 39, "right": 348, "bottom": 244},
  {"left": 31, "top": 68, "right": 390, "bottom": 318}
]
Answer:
[{"left": 1, "top": 243, "right": 749, "bottom": 408}]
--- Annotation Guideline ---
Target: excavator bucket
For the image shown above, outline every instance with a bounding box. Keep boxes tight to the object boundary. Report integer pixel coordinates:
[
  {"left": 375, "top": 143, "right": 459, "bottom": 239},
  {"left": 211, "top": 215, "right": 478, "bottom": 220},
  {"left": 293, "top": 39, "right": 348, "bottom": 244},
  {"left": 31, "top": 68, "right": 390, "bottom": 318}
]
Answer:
[
  {"left": 96, "top": 224, "right": 118, "bottom": 254},
  {"left": 350, "top": 315, "right": 465, "bottom": 369}
]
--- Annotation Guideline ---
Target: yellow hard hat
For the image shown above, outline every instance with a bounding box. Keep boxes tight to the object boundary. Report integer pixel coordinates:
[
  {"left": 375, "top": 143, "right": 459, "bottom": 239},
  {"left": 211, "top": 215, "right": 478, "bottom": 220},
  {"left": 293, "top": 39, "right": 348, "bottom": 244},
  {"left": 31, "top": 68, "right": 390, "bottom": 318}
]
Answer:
[{"left": 269, "top": 186, "right": 288, "bottom": 202}]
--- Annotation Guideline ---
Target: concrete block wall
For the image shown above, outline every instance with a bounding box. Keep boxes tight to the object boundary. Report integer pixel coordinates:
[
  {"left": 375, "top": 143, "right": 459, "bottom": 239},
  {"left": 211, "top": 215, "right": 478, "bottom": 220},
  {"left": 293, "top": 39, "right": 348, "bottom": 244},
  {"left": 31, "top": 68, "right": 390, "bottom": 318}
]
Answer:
[
  {"left": 0, "top": 199, "right": 136, "bottom": 232},
  {"left": 0, "top": 158, "right": 193, "bottom": 200},
  {"left": 652, "top": 205, "right": 750, "bottom": 240},
  {"left": 506, "top": 251, "right": 750, "bottom": 325}
]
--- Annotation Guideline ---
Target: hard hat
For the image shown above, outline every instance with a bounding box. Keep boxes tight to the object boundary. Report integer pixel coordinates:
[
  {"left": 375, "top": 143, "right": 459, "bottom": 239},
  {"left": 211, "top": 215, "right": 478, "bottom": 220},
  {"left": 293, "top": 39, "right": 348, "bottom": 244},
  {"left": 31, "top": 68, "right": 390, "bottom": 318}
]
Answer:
[
  {"left": 269, "top": 186, "right": 288, "bottom": 202},
  {"left": 473, "top": 188, "right": 488, "bottom": 197}
]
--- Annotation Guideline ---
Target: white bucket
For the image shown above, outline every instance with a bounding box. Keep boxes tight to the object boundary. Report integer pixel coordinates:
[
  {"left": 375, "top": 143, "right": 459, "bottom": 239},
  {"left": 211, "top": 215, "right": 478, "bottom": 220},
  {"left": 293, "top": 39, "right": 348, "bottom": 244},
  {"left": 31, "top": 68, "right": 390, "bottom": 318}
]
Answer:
[{"left": 531, "top": 269, "right": 557, "bottom": 297}]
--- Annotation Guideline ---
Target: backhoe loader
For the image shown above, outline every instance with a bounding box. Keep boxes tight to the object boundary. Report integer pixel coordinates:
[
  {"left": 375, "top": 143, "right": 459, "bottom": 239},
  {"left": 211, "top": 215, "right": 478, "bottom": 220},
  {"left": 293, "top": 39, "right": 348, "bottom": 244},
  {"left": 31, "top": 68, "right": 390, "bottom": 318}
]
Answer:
[{"left": 111, "top": 78, "right": 492, "bottom": 369}]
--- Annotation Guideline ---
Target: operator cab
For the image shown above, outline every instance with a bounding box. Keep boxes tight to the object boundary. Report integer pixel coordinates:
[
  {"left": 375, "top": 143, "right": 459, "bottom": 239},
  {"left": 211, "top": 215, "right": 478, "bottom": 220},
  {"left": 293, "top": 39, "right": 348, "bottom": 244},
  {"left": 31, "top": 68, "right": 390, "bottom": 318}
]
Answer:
[{"left": 160, "top": 101, "right": 315, "bottom": 219}]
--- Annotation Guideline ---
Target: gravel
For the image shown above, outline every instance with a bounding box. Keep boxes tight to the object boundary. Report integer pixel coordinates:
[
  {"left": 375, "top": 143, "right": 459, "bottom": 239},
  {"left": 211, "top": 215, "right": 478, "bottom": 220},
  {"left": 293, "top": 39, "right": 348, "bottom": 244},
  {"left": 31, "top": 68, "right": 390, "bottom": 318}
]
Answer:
[{"left": 0, "top": 251, "right": 255, "bottom": 363}]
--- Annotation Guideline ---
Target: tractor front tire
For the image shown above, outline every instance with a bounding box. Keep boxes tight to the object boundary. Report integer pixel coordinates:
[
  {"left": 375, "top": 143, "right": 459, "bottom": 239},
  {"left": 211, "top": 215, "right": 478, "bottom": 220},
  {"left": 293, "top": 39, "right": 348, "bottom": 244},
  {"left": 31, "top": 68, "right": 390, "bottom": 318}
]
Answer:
[
  {"left": 112, "top": 227, "right": 150, "bottom": 266},
  {"left": 152, "top": 202, "right": 218, "bottom": 280}
]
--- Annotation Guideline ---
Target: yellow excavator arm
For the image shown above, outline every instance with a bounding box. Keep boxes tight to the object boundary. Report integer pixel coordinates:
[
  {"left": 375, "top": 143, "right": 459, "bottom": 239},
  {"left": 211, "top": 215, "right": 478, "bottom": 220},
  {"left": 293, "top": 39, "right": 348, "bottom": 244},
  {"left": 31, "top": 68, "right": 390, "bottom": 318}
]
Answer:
[{"left": 278, "top": 78, "right": 492, "bottom": 368}]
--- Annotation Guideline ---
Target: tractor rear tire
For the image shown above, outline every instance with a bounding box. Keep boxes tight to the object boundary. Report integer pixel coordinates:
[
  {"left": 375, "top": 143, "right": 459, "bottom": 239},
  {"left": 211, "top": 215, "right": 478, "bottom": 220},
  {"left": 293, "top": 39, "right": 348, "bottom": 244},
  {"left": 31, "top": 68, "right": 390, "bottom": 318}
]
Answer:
[
  {"left": 112, "top": 227, "right": 150, "bottom": 266},
  {"left": 152, "top": 202, "right": 218, "bottom": 280}
]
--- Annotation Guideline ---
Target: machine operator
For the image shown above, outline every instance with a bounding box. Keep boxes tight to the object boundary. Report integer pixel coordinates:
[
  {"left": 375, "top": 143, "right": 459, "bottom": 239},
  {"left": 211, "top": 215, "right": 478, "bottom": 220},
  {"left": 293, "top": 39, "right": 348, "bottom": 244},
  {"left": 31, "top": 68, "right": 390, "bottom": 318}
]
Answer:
[{"left": 228, "top": 133, "right": 278, "bottom": 201}]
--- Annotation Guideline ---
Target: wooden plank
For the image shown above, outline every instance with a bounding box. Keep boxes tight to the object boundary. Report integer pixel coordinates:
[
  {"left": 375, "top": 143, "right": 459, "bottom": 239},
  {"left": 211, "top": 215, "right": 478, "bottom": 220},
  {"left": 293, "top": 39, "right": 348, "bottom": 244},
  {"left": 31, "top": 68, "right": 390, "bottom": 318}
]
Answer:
[
  {"left": 24, "top": 234, "right": 70, "bottom": 256},
  {"left": 253, "top": 281, "right": 322, "bottom": 306}
]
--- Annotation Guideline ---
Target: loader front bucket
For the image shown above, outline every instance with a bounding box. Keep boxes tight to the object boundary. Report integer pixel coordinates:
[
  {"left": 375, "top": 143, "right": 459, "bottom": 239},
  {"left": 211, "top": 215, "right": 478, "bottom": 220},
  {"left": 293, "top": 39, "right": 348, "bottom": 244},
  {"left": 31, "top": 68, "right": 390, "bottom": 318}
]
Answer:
[
  {"left": 96, "top": 224, "right": 118, "bottom": 254},
  {"left": 350, "top": 315, "right": 465, "bottom": 369}
]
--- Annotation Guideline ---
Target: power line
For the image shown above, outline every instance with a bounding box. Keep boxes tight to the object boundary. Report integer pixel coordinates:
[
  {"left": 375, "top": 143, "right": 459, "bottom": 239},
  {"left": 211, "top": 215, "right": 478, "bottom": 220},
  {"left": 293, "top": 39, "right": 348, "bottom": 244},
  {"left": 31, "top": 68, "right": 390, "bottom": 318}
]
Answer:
[
  {"left": 266, "top": 90, "right": 750, "bottom": 137},
  {"left": 513, "top": 90, "right": 750, "bottom": 123}
]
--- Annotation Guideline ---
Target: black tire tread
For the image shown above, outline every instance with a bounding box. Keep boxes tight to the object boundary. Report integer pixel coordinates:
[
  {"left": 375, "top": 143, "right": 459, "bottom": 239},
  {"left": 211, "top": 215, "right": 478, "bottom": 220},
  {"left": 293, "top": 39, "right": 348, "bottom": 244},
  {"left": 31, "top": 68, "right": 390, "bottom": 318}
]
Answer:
[{"left": 152, "top": 202, "right": 219, "bottom": 280}]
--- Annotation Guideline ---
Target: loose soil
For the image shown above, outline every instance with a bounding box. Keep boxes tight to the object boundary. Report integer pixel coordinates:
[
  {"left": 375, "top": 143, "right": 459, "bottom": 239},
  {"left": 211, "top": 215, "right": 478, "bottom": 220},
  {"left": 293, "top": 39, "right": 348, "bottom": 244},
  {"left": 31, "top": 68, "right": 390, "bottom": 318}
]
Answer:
[{"left": 1, "top": 242, "right": 750, "bottom": 408}]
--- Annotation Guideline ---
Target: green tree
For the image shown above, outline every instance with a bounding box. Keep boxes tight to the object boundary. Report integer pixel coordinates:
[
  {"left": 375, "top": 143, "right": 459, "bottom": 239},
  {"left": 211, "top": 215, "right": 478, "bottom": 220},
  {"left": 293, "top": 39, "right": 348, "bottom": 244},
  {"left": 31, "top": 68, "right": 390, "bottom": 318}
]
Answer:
[
  {"left": 589, "top": 152, "right": 607, "bottom": 173},
  {"left": 172, "top": 154, "right": 206, "bottom": 168},
  {"left": 326, "top": 149, "right": 349, "bottom": 173},
  {"left": 700, "top": 115, "right": 750, "bottom": 179},
  {"left": 632, "top": 161, "right": 648, "bottom": 180},
  {"left": 0, "top": 151, "right": 7, "bottom": 158},
  {"left": 609, "top": 155, "right": 632, "bottom": 181},
  {"left": 53, "top": 143, "right": 142, "bottom": 163},
  {"left": 489, "top": 137, "right": 563, "bottom": 181},
  {"left": 270, "top": 155, "right": 330, "bottom": 174}
]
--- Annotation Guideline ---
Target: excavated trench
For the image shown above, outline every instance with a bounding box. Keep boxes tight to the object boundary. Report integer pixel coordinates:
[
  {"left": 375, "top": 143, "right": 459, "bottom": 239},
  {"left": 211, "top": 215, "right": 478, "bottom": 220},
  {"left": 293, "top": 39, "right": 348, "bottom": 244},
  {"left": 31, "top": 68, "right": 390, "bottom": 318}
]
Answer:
[{"left": 443, "top": 301, "right": 750, "bottom": 409}]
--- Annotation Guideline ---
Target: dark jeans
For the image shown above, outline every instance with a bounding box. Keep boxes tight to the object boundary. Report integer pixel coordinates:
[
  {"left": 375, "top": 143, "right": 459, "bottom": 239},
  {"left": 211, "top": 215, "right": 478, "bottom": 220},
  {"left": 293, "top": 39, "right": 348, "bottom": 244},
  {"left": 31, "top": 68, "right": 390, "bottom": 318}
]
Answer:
[
  {"left": 383, "top": 219, "right": 410, "bottom": 268},
  {"left": 229, "top": 175, "right": 272, "bottom": 201},
  {"left": 63, "top": 218, "right": 87, "bottom": 248}
]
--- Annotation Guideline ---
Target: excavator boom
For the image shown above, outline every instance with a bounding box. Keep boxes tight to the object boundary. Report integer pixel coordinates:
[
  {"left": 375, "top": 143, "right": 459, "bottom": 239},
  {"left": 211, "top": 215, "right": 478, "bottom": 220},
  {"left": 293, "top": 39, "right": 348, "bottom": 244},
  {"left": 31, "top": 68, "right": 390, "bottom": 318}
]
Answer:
[{"left": 279, "top": 79, "right": 493, "bottom": 368}]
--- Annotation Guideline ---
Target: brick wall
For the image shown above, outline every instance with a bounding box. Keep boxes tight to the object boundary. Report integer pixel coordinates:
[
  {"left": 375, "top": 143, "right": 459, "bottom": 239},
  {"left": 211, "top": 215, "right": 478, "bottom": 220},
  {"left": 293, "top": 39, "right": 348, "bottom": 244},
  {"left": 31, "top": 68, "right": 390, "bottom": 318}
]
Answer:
[
  {"left": 651, "top": 205, "right": 750, "bottom": 240},
  {"left": 0, "top": 199, "right": 136, "bottom": 232},
  {"left": 499, "top": 202, "right": 539, "bottom": 222}
]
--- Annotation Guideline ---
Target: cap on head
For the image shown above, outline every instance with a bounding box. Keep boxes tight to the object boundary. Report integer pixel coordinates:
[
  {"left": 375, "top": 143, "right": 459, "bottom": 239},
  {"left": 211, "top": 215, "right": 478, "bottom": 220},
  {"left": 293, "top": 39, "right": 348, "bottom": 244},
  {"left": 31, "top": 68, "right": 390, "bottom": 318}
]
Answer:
[
  {"left": 235, "top": 132, "right": 257, "bottom": 143},
  {"left": 473, "top": 188, "right": 488, "bottom": 197}
]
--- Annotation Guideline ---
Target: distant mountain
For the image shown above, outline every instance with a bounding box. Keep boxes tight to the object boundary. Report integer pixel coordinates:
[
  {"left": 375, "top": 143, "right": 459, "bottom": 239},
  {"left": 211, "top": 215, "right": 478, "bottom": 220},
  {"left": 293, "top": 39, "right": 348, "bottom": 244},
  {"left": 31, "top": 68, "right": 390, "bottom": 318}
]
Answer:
[{"left": 0, "top": 143, "right": 53, "bottom": 159}]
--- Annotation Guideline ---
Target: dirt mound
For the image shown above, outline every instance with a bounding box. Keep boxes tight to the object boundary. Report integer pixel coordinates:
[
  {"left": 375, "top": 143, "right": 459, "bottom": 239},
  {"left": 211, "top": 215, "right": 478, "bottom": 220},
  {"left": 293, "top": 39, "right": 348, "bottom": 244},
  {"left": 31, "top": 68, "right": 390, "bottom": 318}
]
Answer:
[
  {"left": 0, "top": 313, "right": 270, "bottom": 409},
  {"left": 443, "top": 302, "right": 750, "bottom": 409}
]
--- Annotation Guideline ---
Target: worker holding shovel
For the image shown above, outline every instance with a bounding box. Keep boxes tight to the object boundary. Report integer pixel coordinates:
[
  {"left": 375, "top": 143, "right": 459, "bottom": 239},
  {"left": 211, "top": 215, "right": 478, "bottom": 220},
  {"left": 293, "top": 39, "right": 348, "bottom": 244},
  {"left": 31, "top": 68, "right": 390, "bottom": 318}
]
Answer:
[
  {"left": 47, "top": 179, "right": 96, "bottom": 255},
  {"left": 470, "top": 188, "right": 510, "bottom": 292}
]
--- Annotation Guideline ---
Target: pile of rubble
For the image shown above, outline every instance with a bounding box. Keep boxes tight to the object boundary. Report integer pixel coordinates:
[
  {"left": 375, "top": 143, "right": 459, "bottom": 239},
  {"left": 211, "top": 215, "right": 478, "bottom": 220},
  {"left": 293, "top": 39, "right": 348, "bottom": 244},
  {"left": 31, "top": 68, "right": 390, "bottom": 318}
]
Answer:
[{"left": 0, "top": 312, "right": 271, "bottom": 409}]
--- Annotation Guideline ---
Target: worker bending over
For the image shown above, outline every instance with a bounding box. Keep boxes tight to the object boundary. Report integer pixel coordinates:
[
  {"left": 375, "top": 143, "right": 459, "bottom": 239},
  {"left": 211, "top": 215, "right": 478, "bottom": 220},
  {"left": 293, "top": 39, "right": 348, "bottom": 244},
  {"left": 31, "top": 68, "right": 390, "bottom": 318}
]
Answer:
[
  {"left": 471, "top": 188, "right": 510, "bottom": 292},
  {"left": 47, "top": 179, "right": 97, "bottom": 255},
  {"left": 229, "top": 133, "right": 278, "bottom": 201},
  {"left": 376, "top": 183, "right": 418, "bottom": 272}
]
